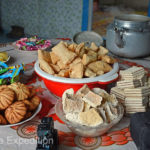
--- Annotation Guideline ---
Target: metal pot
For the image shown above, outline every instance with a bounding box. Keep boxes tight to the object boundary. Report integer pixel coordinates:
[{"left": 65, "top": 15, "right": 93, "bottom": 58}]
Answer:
[{"left": 106, "top": 14, "right": 150, "bottom": 58}]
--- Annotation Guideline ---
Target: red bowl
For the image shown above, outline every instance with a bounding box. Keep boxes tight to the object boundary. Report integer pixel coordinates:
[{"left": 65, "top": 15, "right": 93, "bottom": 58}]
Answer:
[{"left": 34, "top": 61, "right": 119, "bottom": 97}]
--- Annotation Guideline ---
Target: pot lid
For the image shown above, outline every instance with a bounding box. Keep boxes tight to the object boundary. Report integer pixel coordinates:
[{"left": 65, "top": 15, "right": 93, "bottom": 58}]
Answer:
[
  {"left": 73, "top": 31, "right": 103, "bottom": 47},
  {"left": 114, "top": 14, "right": 150, "bottom": 29}
]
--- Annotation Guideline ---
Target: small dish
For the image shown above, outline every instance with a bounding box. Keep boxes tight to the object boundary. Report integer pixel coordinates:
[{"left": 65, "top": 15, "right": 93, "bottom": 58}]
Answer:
[
  {"left": 55, "top": 100, "right": 124, "bottom": 137},
  {"left": 0, "top": 102, "right": 42, "bottom": 127},
  {"left": 2, "top": 55, "right": 10, "bottom": 63},
  {"left": 73, "top": 31, "right": 104, "bottom": 47}
]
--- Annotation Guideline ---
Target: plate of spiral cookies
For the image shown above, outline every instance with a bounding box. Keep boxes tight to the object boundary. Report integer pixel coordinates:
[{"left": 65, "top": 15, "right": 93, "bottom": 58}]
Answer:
[{"left": 0, "top": 82, "right": 42, "bottom": 127}]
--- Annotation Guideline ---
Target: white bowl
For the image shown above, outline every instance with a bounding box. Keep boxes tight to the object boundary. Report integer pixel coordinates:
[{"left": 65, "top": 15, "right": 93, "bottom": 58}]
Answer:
[
  {"left": 0, "top": 102, "right": 42, "bottom": 127},
  {"left": 55, "top": 100, "right": 124, "bottom": 137}
]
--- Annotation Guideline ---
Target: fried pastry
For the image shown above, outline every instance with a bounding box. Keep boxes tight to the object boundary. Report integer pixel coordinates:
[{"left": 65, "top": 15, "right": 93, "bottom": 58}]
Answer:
[
  {"left": 88, "top": 61, "right": 112, "bottom": 73},
  {"left": 0, "top": 85, "right": 8, "bottom": 90},
  {"left": 5, "top": 101, "right": 27, "bottom": 124},
  {"left": 30, "top": 96, "right": 40, "bottom": 110},
  {"left": 50, "top": 51, "right": 60, "bottom": 64},
  {"left": 84, "top": 68, "right": 96, "bottom": 77},
  {"left": 38, "top": 50, "right": 55, "bottom": 75},
  {"left": 38, "top": 49, "right": 51, "bottom": 63},
  {"left": 0, "top": 114, "right": 7, "bottom": 125},
  {"left": 29, "top": 88, "right": 36, "bottom": 98},
  {"left": 23, "top": 100, "right": 35, "bottom": 111},
  {"left": 69, "top": 62, "right": 84, "bottom": 78},
  {"left": 52, "top": 42, "right": 77, "bottom": 65},
  {"left": 50, "top": 64, "right": 60, "bottom": 73},
  {"left": 90, "top": 42, "right": 99, "bottom": 51},
  {"left": 0, "top": 86, "right": 14, "bottom": 110},
  {"left": 68, "top": 43, "right": 77, "bottom": 52},
  {"left": 71, "top": 57, "right": 82, "bottom": 65},
  {"left": 98, "top": 46, "right": 109, "bottom": 55},
  {"left": 24, "top": 112, "right": 33, "bottom": 120},
  {"left": 58, "top": 69, "right": 70, "bottom": 78},
  {"left": 97, "top": 70, "right": 104, "bottom": 76},
  {"left": 38, "top": 41, "right": 116, "bottom": 78},
  {"left": 8, "top": 82, "right": 30, "bottom": 101},
  {"left": 57, "top": 60, "right": 67, "bottom": 70},
  {"left": 102, "top": 55, "right": 116, "bottom": 64},
  {"left": 75, "top": 42, "right": 85, "bottom": 54}
]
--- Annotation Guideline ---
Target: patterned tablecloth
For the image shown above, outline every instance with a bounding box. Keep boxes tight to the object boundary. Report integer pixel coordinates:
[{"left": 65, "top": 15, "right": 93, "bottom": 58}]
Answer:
[{"left": 0, "top": 41, "right": 150, "bottom": 150}]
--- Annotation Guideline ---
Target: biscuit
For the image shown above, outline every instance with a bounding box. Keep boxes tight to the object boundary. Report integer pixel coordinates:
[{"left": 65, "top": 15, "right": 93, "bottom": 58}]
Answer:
[
  {"left": 52, "top": 41, "right": 77, "bottom": 65},
  {"left": 98, "top": 46, "right": 109, "bottom": 56},
  {"left": 90, "top": 42, "right": 99, "bottom": 51},
  {"left": 84, "top": 68, "right": 96, "bottom": 77},
  {"left": 69, "top": 62, "right": 84, "bottom": 78},
  {"left": 8, "top": 82, "right": 30, "bottom": 101},
  {"left": 50, "top": 52, "right": 60, "bottom": 65},
  {"left": 75, "top": 42, "right": 85, "bottom": 54},
  {"left": 0, "top": 115, "right": 7, "bottom": 125},
  {"left": 88, "top": 61, "right": 112, "bottom": 73}
]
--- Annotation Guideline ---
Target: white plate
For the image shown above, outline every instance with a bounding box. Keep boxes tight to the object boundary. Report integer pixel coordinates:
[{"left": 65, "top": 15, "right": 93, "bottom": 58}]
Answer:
[{"left": 0, "top": 102, "right": 42, "bottom": 127}]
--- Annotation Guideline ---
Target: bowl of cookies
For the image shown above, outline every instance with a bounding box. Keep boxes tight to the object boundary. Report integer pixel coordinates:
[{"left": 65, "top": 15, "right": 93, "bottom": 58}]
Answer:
[
  {"left": 55, "top": 85, "right": 124, "bottom": 137},
  {"left": 34, "top": 41, "right": 119, "bottom": 97},
  {"left": 0, "top": 82, "right": 42, "bottom": 127}
]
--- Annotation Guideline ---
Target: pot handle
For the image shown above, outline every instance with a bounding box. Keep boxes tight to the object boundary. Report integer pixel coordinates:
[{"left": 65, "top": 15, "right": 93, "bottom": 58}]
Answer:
[
  {"left": 115, "top": 28, "right": 125, "bottom": 48},
  {"left": 98, "top": 73, "right": 118, "bottom": 84}
]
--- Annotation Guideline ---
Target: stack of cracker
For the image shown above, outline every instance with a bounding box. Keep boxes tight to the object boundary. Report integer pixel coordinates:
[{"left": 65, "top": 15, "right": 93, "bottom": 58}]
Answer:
[{"left": 111, "top": 66, "right": 150, "bottom": 114}]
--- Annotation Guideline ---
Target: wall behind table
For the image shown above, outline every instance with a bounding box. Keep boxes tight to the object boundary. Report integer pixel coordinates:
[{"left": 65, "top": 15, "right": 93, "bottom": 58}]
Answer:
[{"left": 1, "top": 0, "right": 84, "bottom": 38}]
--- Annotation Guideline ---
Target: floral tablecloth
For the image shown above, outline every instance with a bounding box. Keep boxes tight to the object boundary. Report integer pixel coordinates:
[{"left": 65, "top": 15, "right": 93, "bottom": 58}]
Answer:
[{"left": 0, "top": 41, "right": 150, "bottom": 150}]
